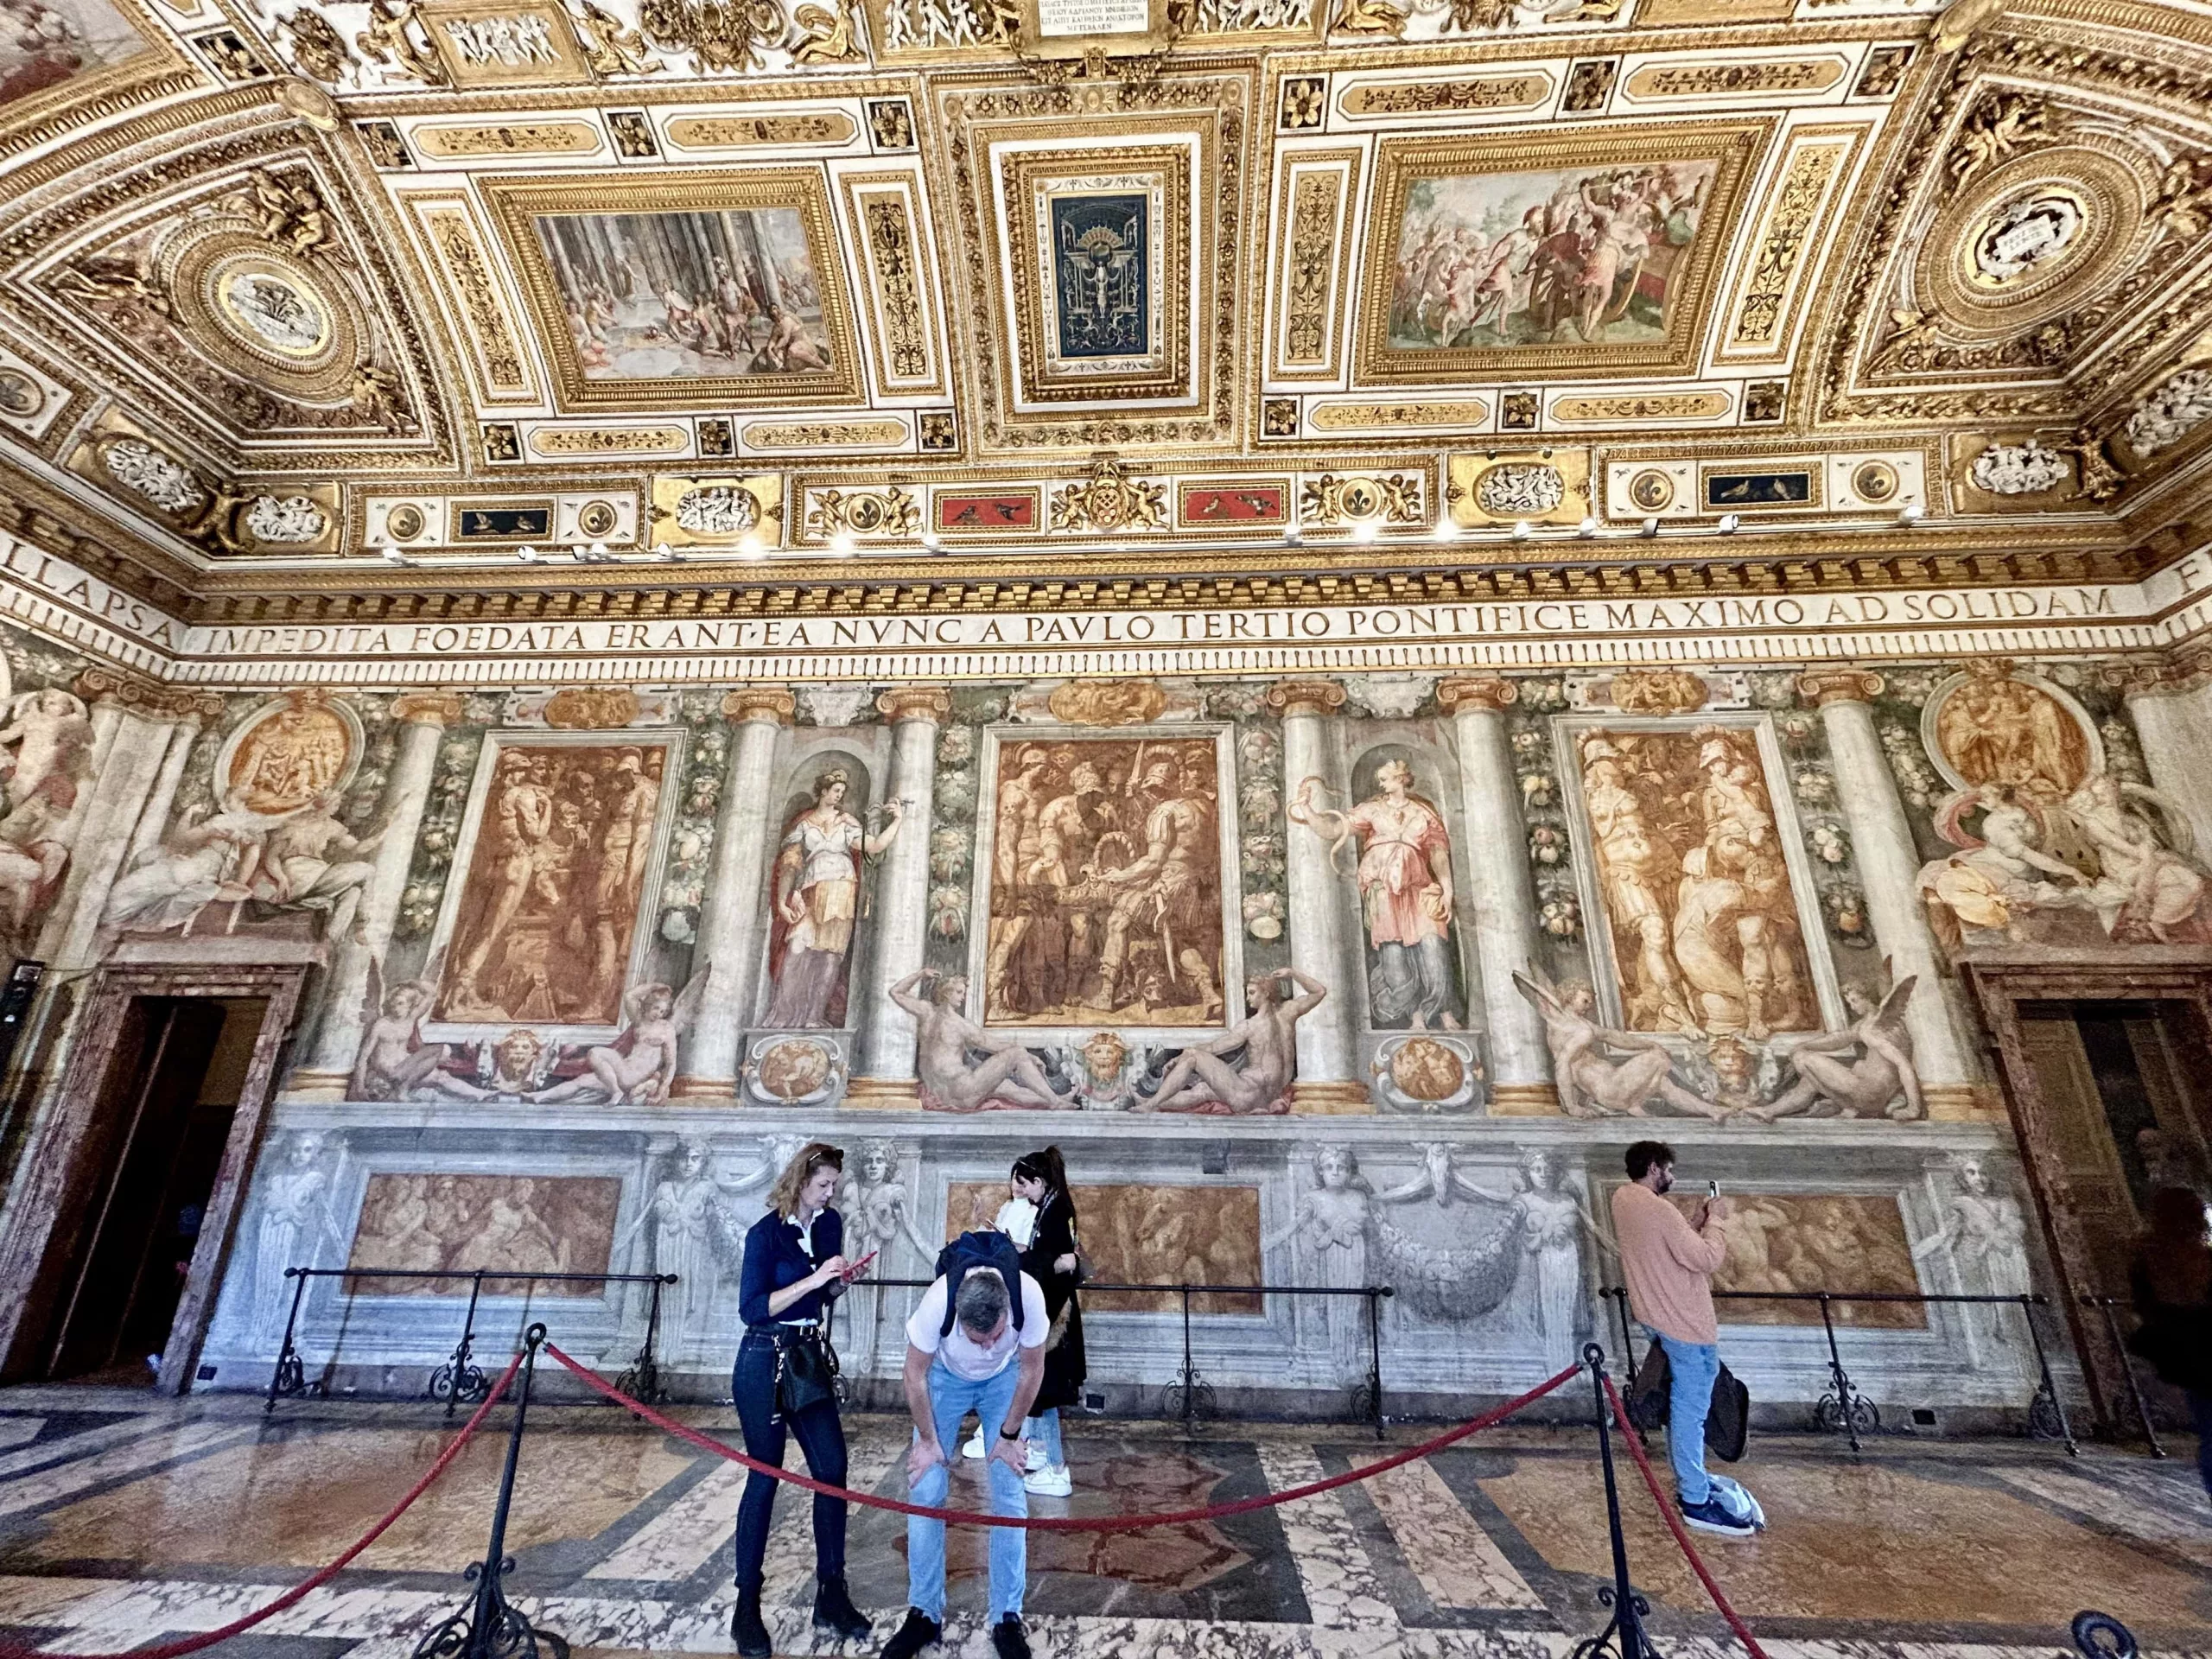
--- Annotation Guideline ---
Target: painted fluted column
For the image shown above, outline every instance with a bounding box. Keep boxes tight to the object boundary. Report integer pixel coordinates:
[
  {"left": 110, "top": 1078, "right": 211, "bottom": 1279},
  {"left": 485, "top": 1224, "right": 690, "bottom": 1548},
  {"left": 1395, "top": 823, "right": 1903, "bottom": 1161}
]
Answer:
[
  {"left": 1436, "top": 675, "right": 1554, "bottom": 1112},
  {"left": 849, "top": 686, "right": 950, "bottom": 1098},
  {"left": 2117, "top": 655, "right": 2212, "bottom": 857},
  {"left": 1798, "top": 668, "right": 1980, "bottom": 1115},
  {"left": 294, "top": 692, "right": 464, "bottom": 1093},
  {"left": 672, "top": 687, "right": 793, "bottom": 1099},
  {"left": 40, "top": 677, "right": 180, "bottom": 968},
  {"left": 124, "top": 696, "right": 223, "bottom": 870},
  {"left": 1267, "top": 678, "right": 1365, "bottom": 1111}
]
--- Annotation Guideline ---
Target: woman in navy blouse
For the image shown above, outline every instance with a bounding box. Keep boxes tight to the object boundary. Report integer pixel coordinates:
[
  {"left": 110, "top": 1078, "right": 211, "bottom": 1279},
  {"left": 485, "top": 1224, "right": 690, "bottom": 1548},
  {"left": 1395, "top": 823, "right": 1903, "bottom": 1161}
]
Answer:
[{"left": 731, "top": 1141, "right": 871, "bottom": 1656}]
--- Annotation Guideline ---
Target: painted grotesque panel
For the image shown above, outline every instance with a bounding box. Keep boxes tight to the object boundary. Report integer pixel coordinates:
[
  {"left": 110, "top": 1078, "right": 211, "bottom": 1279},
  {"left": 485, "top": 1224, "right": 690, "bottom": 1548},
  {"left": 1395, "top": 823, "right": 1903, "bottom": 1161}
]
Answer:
[
  {"left": 346, "top": 1173, "right": 620, "bottom": 1295},
  {"left": 1567, "top": 721, "right": 1820, "bottom": 1040},
  {"left": 946, "top": 1180, "right": 1262, "bottom": 1313},
  {"left": 434, "top": 739, "right": 671, "bottom": 1027},
  {"left": 1666, "top": 1192, "right": 1925, "bottom": 1329},
  {"left": 979, "top": 734, "right": 1229, "bottom": 1027}
]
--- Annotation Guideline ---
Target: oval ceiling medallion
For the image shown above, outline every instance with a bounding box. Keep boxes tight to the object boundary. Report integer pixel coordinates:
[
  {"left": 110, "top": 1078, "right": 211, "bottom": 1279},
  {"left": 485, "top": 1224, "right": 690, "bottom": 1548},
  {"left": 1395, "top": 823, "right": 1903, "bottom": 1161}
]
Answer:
[
  {"left": 166, "top": 231, "right": 360, "bottom": 398},
  {"left": 1917, "top": 148, "right": 2143, "bottom": 337}
]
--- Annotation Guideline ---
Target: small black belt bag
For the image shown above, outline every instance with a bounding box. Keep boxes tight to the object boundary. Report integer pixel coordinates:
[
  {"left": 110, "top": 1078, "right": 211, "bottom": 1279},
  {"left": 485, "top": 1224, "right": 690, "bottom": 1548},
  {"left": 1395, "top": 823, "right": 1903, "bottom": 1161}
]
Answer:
[{"left": 772, "top": 1324, "right": 839, "bottom": 1419}]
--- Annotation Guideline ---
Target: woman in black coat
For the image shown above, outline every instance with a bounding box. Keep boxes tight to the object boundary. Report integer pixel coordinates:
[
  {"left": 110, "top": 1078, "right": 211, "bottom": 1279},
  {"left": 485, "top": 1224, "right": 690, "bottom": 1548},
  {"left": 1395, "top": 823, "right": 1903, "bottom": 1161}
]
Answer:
[{"left": 1013, "top": 1147, "right": 1085, "bottom": 1495}]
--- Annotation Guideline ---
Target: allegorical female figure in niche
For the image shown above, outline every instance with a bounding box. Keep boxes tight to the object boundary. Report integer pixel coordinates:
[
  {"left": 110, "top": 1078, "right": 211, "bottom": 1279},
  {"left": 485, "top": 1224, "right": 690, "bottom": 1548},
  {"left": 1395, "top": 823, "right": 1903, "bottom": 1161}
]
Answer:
[
  {"left": 762, "top": 766, "right": 904, "bottom": 1029},
  {"left": 1291, "top": 758, "right": 1462, "bottom": 1029}
]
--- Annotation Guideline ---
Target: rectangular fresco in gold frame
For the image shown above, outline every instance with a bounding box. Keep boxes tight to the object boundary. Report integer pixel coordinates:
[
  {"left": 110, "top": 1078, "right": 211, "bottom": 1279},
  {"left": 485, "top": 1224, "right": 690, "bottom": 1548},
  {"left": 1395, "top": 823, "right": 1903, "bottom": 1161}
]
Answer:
[
  {"left": 0, "top": 0, "right": 193, "bottom": 160},
  {"left": 1352, "top": 121, "right": 1768, "bottom": 385},
  {"left": 481, "top": 168, "right": 864, "bottom": 412}
]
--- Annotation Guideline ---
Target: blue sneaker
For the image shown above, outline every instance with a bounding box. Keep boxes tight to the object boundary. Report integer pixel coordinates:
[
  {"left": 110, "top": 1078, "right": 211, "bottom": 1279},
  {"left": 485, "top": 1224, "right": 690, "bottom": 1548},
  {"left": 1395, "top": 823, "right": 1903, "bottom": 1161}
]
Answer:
[
  {"left": 1708, "top": 1474, "right": 1765, "bottom": 1529},
  {"left": 1679, "top": 1494, "right": 1756, "bottom": 1537}
]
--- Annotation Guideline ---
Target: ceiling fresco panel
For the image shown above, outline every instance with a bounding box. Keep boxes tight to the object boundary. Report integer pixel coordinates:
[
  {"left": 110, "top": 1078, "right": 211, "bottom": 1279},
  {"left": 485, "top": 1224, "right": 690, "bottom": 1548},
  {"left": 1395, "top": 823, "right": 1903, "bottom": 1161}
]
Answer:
[{"left": 478, "top": 164, "right": 867, "bottom": 410}]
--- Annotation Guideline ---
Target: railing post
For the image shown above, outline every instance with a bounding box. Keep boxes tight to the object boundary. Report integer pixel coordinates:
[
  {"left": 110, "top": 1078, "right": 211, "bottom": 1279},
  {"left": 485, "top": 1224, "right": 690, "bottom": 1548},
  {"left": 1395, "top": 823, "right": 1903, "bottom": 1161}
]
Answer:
[
  {"left": 2086, "top": 1295, "right": 2165, "bottom": 1459},
  {"left": 1812, "top": 1292, "right": 1872, "bottom": 1449},
  {"left": 266, "top": 1267, "right": 311, "bottom": 1414},
  {"left": 411, "top": 1324, "right": 568, "bottom": 1659},
  {"left": 1603, "top": 1287, "right": 1639, "bottom": 1390},
  {"left": 2021, "top": 1295, "right": 2079, "bottom": 1456},
  {"left": 1364, "top": 1287, "right": 1386, "bottom": 1440},
  {"left": 616, "top": 1274, "right": 672, "bottom": 1408},
  {"left": 1573, "top": 1343, "right": 1661, "bottom": 1659},
  {"left": 434, "top": 1269, "right": 490, "bottom": 1415}
]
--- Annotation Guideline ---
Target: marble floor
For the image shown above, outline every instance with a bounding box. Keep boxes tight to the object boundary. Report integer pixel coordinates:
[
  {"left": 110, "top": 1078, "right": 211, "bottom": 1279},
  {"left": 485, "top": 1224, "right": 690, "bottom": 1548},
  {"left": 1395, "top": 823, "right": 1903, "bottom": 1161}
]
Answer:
[{"left": 0, "top": 1385, "right": 2205, "bottom": 1659}]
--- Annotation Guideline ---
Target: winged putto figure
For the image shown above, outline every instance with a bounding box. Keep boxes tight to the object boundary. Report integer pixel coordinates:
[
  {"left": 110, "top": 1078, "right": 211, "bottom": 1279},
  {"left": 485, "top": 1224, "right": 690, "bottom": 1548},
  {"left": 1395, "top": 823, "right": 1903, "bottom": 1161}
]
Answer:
[{"left": 530, "top": 969, "right": 709, "bottom": 1104}]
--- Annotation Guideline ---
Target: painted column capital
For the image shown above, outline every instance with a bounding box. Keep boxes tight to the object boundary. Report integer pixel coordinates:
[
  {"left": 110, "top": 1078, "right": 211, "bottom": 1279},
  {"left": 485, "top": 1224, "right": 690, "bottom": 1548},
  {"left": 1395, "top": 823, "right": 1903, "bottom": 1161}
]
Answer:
[
  {"left": 721, "top": 687, "right": 797, "bottom": 724},
  {"left": 1264, "top": 678, "right": 1345, "bottom": 719},
  {"left": 1795, "top": 668, "right": 1885, "bottom": 708},
  {"left": 1436, "top": 675, "right": 1518, "bottom": 715},
  {"left": 876, "top": 686, "right": 951, "bottom": 723},
  {"left": 2107, "top": 645, "right": 2212, "bottom": 698},
  {"left": 391, "top": 691, "right": 466, "bottom": 728},
  {"left": 73, "top": 666, "right": 169, "bottom": 716}
]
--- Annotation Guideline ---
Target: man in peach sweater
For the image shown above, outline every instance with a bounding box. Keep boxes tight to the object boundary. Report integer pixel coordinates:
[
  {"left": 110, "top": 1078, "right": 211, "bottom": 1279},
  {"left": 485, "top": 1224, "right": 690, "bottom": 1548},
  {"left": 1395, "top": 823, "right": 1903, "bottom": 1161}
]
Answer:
[{"left": 1611, "top": 1139, "right": 1759, "bottom": 1538}]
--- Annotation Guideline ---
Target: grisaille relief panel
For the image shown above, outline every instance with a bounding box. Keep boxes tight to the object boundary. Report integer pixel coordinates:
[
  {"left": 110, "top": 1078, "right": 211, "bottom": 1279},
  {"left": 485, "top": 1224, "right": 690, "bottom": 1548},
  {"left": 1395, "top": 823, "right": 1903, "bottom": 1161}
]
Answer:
[
  {"left": 346, "top": 1173, "right": 621, "bottom": 1294},
  {"left": 973, "top": 730, "right": 1236, "bottom": 1028},
  {"left": 1559, "top": 716, "right": 1834, "bottom": 1042},
  {"left": 429, "top": 734, "right": 678, "bottom": 1030}
]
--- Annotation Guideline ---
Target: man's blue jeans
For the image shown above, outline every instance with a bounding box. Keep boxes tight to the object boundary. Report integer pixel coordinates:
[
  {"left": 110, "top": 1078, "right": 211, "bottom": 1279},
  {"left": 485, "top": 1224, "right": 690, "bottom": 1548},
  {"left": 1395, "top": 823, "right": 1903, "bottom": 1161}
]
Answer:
[
  {"left": 1649, "top": 1329, "right": 1718, "bottom": 1508},
  {"left": 907, "top": 1357, "right": 1027, "bottom": 1623}
]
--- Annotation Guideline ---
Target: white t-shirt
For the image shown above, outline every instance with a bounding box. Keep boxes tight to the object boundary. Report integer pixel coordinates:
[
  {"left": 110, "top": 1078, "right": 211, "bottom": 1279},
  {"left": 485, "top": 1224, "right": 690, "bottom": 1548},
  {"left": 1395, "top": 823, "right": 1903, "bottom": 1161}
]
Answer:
[{"left": 906, "top": 1269, "right": 1049, "bottom": 1381}]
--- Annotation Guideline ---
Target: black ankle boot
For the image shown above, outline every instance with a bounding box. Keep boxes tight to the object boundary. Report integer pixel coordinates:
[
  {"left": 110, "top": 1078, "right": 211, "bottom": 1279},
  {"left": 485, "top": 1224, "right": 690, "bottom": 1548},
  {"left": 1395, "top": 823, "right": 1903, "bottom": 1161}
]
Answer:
[
  {"left": 813, "top": 1573, "right": 872, "bottom": 1640},
  {"left": 731, "top": 1586, "right": 772, "bottom": 1657}
]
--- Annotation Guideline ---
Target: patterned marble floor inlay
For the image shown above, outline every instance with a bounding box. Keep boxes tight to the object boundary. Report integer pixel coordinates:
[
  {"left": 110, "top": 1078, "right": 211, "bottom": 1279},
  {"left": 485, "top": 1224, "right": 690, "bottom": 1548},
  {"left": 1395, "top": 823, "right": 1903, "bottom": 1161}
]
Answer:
[{"left": 0, "top": 1397, "right": 2205, "bottom": 1659}]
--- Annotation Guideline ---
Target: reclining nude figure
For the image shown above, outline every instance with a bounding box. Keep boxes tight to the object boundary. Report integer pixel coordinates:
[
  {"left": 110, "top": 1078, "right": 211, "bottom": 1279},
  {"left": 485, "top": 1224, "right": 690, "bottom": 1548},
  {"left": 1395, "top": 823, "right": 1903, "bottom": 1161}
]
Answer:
[
  {"left": 892, "top": 970, "right": 1065, "bottom": 1110},
  {"left": 1141, "top": 969, "right": 1325, "bottom": 1113},
  {"left": 1751, "top": 978, "right": 1923, "bottom": 1122},
  {"left": 1513, "top": 964, "right": 1726, "bottom": 1119}
]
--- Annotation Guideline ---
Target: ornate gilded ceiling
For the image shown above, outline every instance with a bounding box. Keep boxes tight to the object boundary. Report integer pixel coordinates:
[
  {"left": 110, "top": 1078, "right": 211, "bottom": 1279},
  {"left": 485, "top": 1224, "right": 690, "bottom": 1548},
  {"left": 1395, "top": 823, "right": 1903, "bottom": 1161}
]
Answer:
[{"left": 0, "top": 0, "right": 2209, "bottom": 615}]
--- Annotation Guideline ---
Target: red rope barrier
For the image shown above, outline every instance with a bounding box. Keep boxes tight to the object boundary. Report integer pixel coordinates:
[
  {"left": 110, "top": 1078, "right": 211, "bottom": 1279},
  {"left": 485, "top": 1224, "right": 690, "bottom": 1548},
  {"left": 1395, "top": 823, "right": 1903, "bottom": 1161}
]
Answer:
[
  {"left": 544, "top": 1342, "right": 1580, "bottom": 1531},
  {"left": 0, "top": 1350, "right": 529, "bottom": 1659},
  {"left": 1599, "top": 1372, "right": 1771, "bottom": 1659}
]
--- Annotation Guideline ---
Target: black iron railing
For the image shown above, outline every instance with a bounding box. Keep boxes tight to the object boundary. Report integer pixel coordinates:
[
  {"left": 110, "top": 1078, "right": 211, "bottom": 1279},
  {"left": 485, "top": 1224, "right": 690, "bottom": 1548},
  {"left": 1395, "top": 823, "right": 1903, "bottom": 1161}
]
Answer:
[
  {"left": 855, "top": 1274, "right": 1396, "bottom": 1436},
  {"left": 1599, "top": 1285, "right": 2075, "bottom": 1453},
  {"left": 2078, "top": 1294, "right": 2170, "bottom": 1459},
  {"left": 267, "top": 1266, "right": 677, "bottom": 1414}
]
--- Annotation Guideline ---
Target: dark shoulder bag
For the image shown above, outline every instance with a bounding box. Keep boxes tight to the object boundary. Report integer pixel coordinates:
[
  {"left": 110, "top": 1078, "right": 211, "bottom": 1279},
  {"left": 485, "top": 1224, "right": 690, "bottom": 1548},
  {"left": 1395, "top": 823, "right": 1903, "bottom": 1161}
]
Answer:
[{"left": 775, "top": 1327, "right": 839, "bottom": 1418}]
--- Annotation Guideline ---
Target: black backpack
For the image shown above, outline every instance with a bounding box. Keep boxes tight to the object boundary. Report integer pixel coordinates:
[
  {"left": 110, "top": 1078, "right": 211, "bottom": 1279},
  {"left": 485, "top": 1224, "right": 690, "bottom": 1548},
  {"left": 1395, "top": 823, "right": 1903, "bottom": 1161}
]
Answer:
[{"left": 933, "top": 1230, "right": 1027, "bottom": 1338}]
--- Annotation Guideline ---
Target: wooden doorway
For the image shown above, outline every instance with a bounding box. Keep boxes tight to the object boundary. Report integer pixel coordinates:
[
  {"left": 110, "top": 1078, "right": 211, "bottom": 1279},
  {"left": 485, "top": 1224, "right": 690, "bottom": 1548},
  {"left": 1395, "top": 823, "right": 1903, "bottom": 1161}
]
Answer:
[
  {"left": 0, "top": 965, "right": 305, "bottom": 1394},
  {"left": 1963, "top": 952, "right": 2212, "bottom": 1428}
]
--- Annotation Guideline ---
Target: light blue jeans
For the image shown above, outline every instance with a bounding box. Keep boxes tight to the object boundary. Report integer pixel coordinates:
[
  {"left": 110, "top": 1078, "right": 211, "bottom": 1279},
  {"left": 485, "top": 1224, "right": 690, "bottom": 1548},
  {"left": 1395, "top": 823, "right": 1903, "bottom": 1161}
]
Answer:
[
  {"left": 1027, "top": 1407, "right": 1063, "bottom": 1468},
  {"left": 907, "top": 1357, "right": 1027, "bottom": 1623},
  {"left": 1649, "top": 1329, "right": 1718, "bottom": 1508}
]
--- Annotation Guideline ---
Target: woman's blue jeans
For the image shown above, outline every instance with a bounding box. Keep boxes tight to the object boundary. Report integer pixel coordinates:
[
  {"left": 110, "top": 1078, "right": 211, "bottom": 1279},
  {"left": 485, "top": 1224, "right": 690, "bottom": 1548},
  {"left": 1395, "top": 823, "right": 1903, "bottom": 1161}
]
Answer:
[{"left": 731, "top": 1332, "right": 848, "bottom": 1589}]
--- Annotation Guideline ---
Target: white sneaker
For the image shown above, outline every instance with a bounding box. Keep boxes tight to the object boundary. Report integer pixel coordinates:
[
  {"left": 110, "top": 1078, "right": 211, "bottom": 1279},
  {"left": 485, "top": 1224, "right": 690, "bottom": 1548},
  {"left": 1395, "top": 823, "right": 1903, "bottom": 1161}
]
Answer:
[
  {"left": 962, "top": 1428, "right": 986, "bottom": 1459},
  {"left": 1024, "top": 1465, "right": 1072, "bottom": 1498},
  {"left": 1026, "top": 1440, "right": 1048, "bottom": 1472}
]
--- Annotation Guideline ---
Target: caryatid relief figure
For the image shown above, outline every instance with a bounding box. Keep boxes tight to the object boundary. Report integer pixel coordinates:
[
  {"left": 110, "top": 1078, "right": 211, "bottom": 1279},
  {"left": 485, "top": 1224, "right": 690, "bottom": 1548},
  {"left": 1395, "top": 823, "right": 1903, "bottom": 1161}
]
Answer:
[
  {"left": 1291, "top": 760, "right": 1463, "bottom": 1030},
  {"left": 1753, "top": 979, "right": 1923, "bottom": 1122},
  {"left": 251, "top": 1132, "right": 346, "bottom": 1338},
  {"left": 1262, "top": 1142, "right": 1374, "bottom": 1381},
  {"left": 891, "top": 969, "right": 1065, "bottom": 1110},
  {"left": 1141, "top": 969, "right": 1326, "bottom": 1113},
  {"left": 1513, "top": 965, "right": 1726, "bottom": 1119},
  {"left": 838, "top": 1141, "right": 940, "bottom": 1373},
  {"left": 763, "top": 766, "right": 903, "bottom": 1029},
  {"left": 1912, "top": 1155, "right": 2031, "bottom": 1300},
  {"left": 614, "top": 1140, "right": 772, "bottom": 1356}
]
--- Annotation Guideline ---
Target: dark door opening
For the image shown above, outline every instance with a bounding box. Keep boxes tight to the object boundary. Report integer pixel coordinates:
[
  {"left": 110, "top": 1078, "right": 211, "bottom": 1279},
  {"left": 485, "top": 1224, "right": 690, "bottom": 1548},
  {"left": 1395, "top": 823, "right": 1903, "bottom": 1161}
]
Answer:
[{"left": 30, "top": 995, "right": 268, "bottom": 1386}]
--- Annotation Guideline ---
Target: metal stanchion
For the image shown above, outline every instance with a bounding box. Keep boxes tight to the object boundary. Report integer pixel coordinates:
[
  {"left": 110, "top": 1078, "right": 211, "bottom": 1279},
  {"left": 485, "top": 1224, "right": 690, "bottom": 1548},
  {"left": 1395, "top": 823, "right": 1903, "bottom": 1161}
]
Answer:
[
  {"left": 412, "top": 1324, "right": 569, "bottom": 1659},
  {"left": 1363, "top": 1288, "right": 1387, "bottom": 1439},
  {"left": 1809, "top": 1293, "right": 1876, "bottom": 1447},
  {"left": 1164, "top": 1282, "right": 1214, "bottom": 1426},
  {"left": 1573, "top": 1343, "right": 1662, "bottom": 1659},
  {"left": 432, "top": 1270, "right": 492, "bottom": 1415},
  {"left": 2019, "top": 1294, "right": 2078, "bottom": 1455},
  {"left": 2072, "top": 1611, "right": 2139, "bottom": 1659},
  {"left": 2082, "top": 1295, "right": 2166, "bottom": 1459},
  {"left": 266, "top": 1268, "right": 313, "bottom": 1413},
  {"left": 614, "top": 1274, "right": 676, "bottom": 1407}
]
